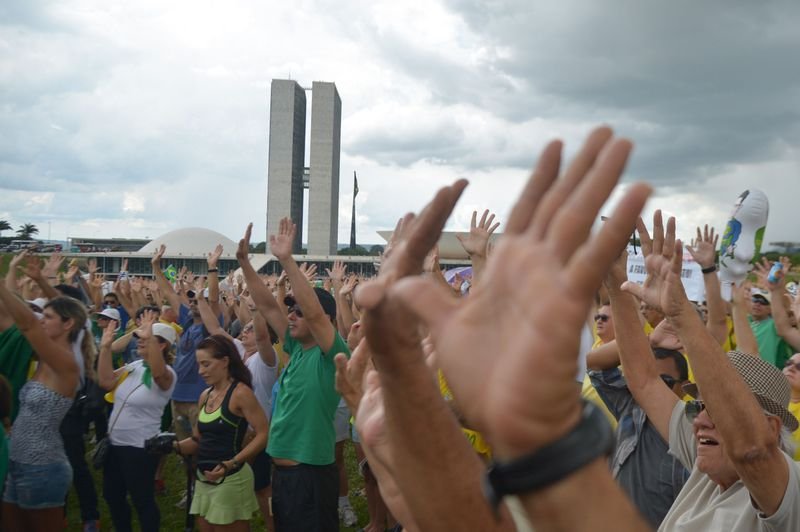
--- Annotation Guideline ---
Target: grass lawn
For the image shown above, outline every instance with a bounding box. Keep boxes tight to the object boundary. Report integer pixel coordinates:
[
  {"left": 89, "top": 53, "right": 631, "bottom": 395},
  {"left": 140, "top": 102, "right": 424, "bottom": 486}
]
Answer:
[{"left": 64, "top": 439, "right": 368, "bottom": 531}]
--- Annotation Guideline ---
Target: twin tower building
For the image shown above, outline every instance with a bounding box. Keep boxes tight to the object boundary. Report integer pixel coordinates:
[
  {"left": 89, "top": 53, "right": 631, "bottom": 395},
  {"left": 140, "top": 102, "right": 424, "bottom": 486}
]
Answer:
[{"left": 266, "top": 79, "right": 342, "bottom": 256}]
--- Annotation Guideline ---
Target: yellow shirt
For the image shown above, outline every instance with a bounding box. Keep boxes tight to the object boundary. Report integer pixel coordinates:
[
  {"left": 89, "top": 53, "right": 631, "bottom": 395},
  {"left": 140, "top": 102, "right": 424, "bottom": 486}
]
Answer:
[
  {"left": 583, "top": 337, "right": 619, "bottom": 429},
  {"left": 789, "top": 401, "right": 800, "bottom": 461},
  {"left": 438, "top": 370, "right": 492, "bottom": 458}
]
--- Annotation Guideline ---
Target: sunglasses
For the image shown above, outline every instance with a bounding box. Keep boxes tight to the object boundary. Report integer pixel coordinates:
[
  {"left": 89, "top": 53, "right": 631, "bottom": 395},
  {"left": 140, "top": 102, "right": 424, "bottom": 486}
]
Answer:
[
  {"left": 660, "top": 374, "right": 678, "bottom": 388},
  {"left": 784, "top": 360, "right": 800, "bottom": 371},
  {"left": 594, "top": 314, "right": 610, "bottom": 323},
  {"left": 287, "top": 305, "right": 304, "bottom": 318},
  {"left": 685, "top": 400, "right": 706, "bottom": 420},
  {"left": 751, "top": 298, "right": 770, "bottom": 305}
]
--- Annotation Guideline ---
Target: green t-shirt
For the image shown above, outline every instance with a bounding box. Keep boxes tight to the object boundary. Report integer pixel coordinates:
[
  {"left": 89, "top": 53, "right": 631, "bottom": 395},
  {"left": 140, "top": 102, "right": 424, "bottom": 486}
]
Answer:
[
  {"left": 750, "top": 316, "right": 791, "bottom": 368},
  {"left": 267, "top": 330, "right": 350, "bottom": 465},
  {"left": 0, "top": 325, "right": 34, "bottom": 421}
]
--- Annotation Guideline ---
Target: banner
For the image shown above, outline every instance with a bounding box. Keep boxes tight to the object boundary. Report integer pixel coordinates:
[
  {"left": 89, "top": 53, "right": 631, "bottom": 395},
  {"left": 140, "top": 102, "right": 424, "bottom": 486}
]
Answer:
[{"left": 625, "top": 251, "right": 706, "bottom": 302}]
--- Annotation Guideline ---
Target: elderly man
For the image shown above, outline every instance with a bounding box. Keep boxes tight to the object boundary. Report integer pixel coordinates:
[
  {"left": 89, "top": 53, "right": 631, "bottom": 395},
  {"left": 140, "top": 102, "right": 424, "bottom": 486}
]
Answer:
[{"left": 619, "top": 212, "right": 800, "bottom": 531}]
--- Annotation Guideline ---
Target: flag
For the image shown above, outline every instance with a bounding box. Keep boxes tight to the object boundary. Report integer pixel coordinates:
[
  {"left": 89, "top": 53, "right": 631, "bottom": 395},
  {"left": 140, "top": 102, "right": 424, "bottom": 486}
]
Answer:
[
  {"left": 353, "top": 171, "right": 359, "bottom": 198},
  {"left": 163, "top": 264, "right": 177, "bottom": 282}
]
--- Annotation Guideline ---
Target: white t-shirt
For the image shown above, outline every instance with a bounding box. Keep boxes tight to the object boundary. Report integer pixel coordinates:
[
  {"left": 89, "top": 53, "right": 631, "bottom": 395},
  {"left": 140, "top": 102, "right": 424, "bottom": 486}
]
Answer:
[
  {"left": 109, "top": 360, "right": 176, "bottom": 448},
  {"left": 659, "top": 401, "right": 800, "bottom": 531},
  {"left": 234, "top": 338, "right": 278, "bottom": 419}
]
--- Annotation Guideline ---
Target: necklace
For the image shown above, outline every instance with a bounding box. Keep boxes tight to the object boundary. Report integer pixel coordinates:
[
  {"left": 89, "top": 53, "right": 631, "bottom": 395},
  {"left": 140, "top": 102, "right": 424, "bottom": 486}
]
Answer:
[{"left": 206, "top": 380, "right": 233, "bottom": 411}]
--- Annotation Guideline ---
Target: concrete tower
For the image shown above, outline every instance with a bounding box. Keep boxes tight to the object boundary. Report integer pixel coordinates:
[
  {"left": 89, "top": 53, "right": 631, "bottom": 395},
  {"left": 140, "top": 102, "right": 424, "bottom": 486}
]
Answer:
[
  {"left": 307, "top": 81, "right": 342, "bottom": 255},
  {"left": 267, "top": 80, "right": 306, "bottom": 253}
]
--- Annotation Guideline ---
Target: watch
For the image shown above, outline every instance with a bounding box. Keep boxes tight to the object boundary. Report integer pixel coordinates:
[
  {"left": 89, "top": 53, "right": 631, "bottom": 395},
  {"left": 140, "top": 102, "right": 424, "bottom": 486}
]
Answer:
[{"left": 483, "top": 400, "right": 615, "bottom": 513}]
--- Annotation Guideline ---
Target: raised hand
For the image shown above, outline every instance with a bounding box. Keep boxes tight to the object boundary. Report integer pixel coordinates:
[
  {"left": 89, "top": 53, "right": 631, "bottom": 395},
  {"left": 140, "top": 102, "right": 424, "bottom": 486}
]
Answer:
[
  {"left": 207, "top": 244, "right": 223, "bottom": 268},
  {"left": 326, "top": 260, "right": 346, "bottom": 283},
  {"left": 150, "top": 245, "right": 166, "bottom": 267},
  {"left": 42, "top": 251, "right": 64, "bottom": 279},
  {"left": 130, "top": 276, "right": 143, "bottom": 293},
  {"left": 100, "top": 321, "right": 118, "bottom": 347},
  {"left": 135, "top": 309, "right": 158, "bottom": 338},
  {"left": 685, "top": 225, "right": 718, "bottom": 270},
  {"left": 9, "top": 249, "right": 30, "bottom": 271},
  {"left": 87, "top": 258, "right": 99, "bottom": 275},
  {"left": 23, "top": 255, "right": 44, "bottom": 280},
  {"left": 298, "top": 263, "right": 317, "bottom": 283},
  {"left": 392, "top": 127, "right": 651, "bottom": 459},
  {"left": 269, "top": 217, "right": 295, "bottom": 261},
  {"left": 456, "top": 209, "right": 500, "bottom": 257},
  {"left": 237, "top": 223, "right": 252, "bottom": 263},
  {"left": 622, "top": 211, "right": 688, "bottom": 319},
  {"left": 339, "top": 274, "right": 358, "bottom": 297},
  {"left": 121, "top": 258, "right": 129, "bottom": 272}
]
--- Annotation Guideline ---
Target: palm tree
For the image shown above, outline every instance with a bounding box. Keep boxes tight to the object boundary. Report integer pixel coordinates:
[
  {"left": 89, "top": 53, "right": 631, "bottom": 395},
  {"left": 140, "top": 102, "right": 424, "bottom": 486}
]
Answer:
[
  {"left": 16, "top": 223, "right": 39, "bottom": 240},
  {"left": 0, "top": 220, "right": 10, "bottom": 238}
]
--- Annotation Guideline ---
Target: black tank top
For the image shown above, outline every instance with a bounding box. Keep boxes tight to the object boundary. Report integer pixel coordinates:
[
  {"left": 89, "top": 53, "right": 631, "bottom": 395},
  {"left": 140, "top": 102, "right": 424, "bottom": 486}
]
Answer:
[{"left": 197, "top": 381, "right": 247, "bottom": 471}]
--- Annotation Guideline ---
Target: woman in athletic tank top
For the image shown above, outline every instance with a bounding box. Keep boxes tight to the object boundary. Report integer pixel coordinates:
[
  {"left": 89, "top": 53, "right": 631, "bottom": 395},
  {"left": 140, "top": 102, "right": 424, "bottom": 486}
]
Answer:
[{"left": 174, "top": 334, "right": 268, "bottom": 531}]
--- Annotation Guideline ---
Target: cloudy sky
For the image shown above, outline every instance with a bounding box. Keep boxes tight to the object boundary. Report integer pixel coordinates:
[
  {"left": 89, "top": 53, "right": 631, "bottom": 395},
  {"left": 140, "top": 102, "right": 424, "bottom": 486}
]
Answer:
[{"left": 2, "top": 0, "right": 799, "bottom": 250}]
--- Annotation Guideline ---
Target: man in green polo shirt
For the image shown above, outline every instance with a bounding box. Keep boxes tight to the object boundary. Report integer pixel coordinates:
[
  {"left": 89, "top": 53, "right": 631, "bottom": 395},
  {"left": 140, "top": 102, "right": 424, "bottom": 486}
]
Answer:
[
  {"left": 237, "top": 219, "right": 350, "bottom": 532},
  {"left": 749, "top": 288, "right": 792, "bottom": 368}
]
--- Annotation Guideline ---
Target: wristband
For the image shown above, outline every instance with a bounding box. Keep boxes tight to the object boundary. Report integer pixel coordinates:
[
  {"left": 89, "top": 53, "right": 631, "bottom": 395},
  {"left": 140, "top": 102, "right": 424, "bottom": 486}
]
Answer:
[
  {"left": 701, "top": 265, "right": 717, "bottom": 274},
  {"left": 483, "top": 400, "right": 614, "bottom": 514},
  {"left": 208, "top": 268, "right": 219, "bottom": 273}
]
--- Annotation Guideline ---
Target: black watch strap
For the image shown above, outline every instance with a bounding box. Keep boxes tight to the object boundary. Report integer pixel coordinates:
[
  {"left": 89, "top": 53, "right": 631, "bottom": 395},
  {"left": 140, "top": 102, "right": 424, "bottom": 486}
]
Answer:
[
  {"left": 483, "top": 400, "right": 615, "bottom": 512},
  {"left": 701, "top": 264, "right": 717, "bottom": 274}
]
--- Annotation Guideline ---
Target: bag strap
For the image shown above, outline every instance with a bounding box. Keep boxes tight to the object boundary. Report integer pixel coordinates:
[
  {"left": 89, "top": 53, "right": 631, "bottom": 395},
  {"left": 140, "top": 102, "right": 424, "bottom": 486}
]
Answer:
[{"left": 107, "top": 377, "right": 146, "bottom": 435}]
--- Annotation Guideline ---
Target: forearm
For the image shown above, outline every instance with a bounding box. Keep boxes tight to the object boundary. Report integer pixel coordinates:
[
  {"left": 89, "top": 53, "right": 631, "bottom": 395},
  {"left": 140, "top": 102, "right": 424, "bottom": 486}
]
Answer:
[
  {"left": 196, "top": 297, "right": 225, "bottom": 336},
  {"left": 152, "top": 264, "right": 181, "bottom": 310},
  {"left": 175, "top": 436, "right": 199, "bottom": 456},
  {"left": 4, "top": 267, "right": 18, "bottom": 294},
  {"left": 111, "top": 333, "right": 133, "bottom": 353},
  {"left": 703, "top": 271, "right": 728, "bottom": 345},
  {"left": 519, "top": 458, "right": 649, "bottom": 532},
  {"left": 240, "top": 261, "right": 281, "bottom": 318},
  {"left": 379, "top": 345, "right": 513, "bottom": 531},
  {"left": 730, "top": 297, "right": 759, "bottom": 356},
  {"left": 670, "top": 302, "right": 772, "bottom": 454},
  {"left": 97, "top": 344, "right": 117, "bottom": 390},
  {"left": 32, "top": 275, "right": 60, "bottom": 300},
  {"left": 607, "top": 288, "right": 660, "bottom": 390},
  {"left": 0, "top": 283, "right": 39, "bottom": 331},
  {"left": 585, "top": 340, "right": 621, "bottom": 371},
  {"left": 771, "top": 289, "right": 800, "bottom": 350},
  {"left": 280, "top": 257, "right": 324, "bottom": 319},
  {"left": 208, "top": 270, "right": 220, "bottom": 307},
  {"left": 470, "top": 254, "right": 487, "bottom": 287}
]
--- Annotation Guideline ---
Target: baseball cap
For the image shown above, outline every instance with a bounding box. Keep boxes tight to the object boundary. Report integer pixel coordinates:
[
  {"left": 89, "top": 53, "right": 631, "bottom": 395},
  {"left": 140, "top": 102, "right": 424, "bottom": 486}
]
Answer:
[
  {"left": 152, "top": 323, "right": 177, "bottom": 346},
  {"left": 94, "top": 308, "right": 121, "bottom": 321}
]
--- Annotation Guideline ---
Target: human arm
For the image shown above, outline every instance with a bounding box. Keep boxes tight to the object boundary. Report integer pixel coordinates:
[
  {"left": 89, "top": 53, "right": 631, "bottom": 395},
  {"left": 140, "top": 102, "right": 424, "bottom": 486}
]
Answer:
[
  {"left": 686, "top": 225, "right": 727, "bottom": 345},
  {"left": 584, "top": 340, "right": 621, "bottom": 371},
  {"left": 252, "top": 310, "right": 277, "bottom": 367},
  {"left": 757, "top": 257, "right": 800, "bottom": 351},
  {"left": 150, "top": 245, "right": 183, "bottom": 312},
  {"left": 136, "top": 309, "right": 174, "bottom": 391},
  {"left": 624, "top": 231, "right": 790, "bottom": 517},
  {"left": 608, "top": 238, "right": 678, "bottom": 442},
  {"left": 392, "top": 128, "right": 651, "bottom": 531},
  {"left": 194, "top": 277, "right": 228, "bottom": 339},
  {"left": 206, "top": 244, "right": 223, "bottom": 317},
  {"left": 730, "top": 281, "right": 760, "bottom": 356},
  {"left": 22, "top": 255, "right": 60, "bottom": 300},
  {"left": 4, "top": 250, "right": 29, "bottom": 294},
  {"left": 97, "top": 320, "right": 123, "bottom": 390},
  {"left": 236, "top": 224, "right": 288, "bottom": 340},
  {"left": 456, "top": 209, "right": 499, "bottom": 286},
  {"left": 270, "top": 218, "right": 336, "bottom": 351},
  {"left": 326, "top": 261, "right": 350, "bottom": 338},
  {"left": 0, "top": 276, "right": 79, "bottom": 382}
]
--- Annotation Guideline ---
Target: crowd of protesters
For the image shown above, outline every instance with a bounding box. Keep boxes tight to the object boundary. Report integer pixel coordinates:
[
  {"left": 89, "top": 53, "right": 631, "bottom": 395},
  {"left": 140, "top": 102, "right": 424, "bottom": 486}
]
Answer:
[{"left": 1, "top": 127, "right": 799, "bottom": 531}]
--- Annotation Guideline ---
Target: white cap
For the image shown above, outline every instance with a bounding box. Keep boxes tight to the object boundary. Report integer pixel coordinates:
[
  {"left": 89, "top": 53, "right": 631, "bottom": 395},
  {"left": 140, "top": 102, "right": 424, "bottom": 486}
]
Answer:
[
  {"left": 152, "top": 323, "right": 177, "bottom": 346},
  {"left": 94, "top": 308, "right": 121, "bottom": 321},
  {"left": 26, "top": 297, "right": 48, "bottom": 312}
]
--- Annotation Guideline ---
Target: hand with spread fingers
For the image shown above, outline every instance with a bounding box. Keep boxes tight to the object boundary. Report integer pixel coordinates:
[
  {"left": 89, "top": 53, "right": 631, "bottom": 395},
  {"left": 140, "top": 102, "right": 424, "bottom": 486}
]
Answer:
[
  {"left": 623, "top": 211, "right": 688, "bottom": 320},
  {"left": 392, "top": 127, "right": 651, "bottom": 461}
]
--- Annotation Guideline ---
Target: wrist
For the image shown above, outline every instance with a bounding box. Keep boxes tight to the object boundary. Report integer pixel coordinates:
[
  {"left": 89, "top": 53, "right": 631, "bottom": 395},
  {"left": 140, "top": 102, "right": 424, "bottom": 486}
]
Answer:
[{"left": 701, "top": 264, "right": 717, "bottom": 274}]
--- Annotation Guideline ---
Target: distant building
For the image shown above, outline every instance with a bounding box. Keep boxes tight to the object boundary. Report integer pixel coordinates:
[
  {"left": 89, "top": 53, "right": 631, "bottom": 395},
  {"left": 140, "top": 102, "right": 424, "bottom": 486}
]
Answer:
[
  {"left": 70, "top": 237, "right": 151, "bottom": 253},
  {"left": 266, "top": 79, "right": 342, "bottom": 255}
]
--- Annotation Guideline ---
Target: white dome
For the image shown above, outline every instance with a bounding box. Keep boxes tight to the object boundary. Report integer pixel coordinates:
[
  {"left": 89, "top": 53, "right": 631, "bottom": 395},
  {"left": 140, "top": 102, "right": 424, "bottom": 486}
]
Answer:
[{"left": 139, "top": 227, "right": 238, "bottom": 257}]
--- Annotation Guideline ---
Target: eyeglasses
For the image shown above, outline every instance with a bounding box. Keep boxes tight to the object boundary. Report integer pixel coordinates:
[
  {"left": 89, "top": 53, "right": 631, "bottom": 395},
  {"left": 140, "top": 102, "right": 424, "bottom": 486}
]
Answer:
[
  {"left": 685, "top": 400, "right": 706, "bottom": 420},
  {"left": 751, "top": 298, "right": 770, "bottom": 306},
  {"left": 784, "top": 360, "right": 800, "bottom": 371},
  {"left": 287, "top": 305, "right": 304, "bottom": 318},
  {"left": 103, "top": 301, "right": 116, "bottom": 307},
  {"left": 660, "top": 374, "right": 678, "bottom": 388},
  {"left": 594, "top": 314, "right": 610, "bottom": 323}
]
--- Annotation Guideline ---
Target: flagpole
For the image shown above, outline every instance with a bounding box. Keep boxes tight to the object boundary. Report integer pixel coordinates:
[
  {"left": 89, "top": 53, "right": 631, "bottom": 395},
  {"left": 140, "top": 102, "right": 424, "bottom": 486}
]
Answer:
[{"left": 350, "top": 171, "right": 358, "bottom": 250}]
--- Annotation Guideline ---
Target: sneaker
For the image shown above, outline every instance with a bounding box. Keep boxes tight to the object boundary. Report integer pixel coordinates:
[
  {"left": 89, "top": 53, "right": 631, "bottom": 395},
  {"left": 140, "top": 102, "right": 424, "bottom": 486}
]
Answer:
[
  {"left": 340, "top": 505, "right": 358, "bottom": 527},
  {"left": 82, "top": 521, "right": 100, "bottom": 532}
]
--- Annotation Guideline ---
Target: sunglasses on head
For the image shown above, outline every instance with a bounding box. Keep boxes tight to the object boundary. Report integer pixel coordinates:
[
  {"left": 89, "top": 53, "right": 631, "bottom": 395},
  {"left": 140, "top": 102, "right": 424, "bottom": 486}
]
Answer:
[
  {"left": 685, "top": 399, "right": 706, "bottom": 420},
  {"left": 594, "top": 314, "right": 610, "bottom": 323},
  {"left": 660, "top": 374, "right": 678, "bottom": 388},
  {"left": 287, "top": 305, "right": 304, "bottom": 318},
  {"left": 784, "top": 360, "right": 800, "bottom": 371}
]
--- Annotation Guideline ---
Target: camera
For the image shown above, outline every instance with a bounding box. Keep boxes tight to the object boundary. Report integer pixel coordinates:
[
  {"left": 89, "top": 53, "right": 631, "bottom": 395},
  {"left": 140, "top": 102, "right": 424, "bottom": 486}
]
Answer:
[{"left": 145, "top": 432, "right": 177, "bottom": 455}]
